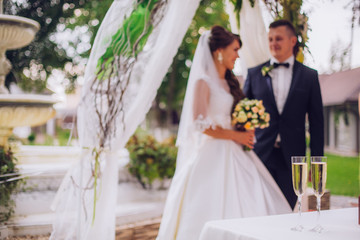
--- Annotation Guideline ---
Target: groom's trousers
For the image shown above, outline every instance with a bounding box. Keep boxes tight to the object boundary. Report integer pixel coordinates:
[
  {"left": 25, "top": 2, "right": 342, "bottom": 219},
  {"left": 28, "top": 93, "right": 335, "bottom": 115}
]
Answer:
[{"left": 265, "top": 146, "right": 297, "bottom": 209}]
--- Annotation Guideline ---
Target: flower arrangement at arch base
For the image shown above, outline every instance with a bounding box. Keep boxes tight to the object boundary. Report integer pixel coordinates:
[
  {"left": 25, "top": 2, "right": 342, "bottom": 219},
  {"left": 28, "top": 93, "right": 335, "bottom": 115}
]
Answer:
[
  {"left": 232, "top": 98, "right": 270, "bottom": 150},
  {"left": 126, "top": 129, "right": 177, "bottom": 190}
]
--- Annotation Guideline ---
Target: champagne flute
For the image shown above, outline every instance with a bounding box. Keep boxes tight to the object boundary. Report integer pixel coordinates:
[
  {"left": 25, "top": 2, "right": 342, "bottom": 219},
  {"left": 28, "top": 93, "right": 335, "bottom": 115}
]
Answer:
[
  {"left": 310, "top": 156, "right": 327, "bottom": 233},
  {"left": 291, "top": 156, "right": 308, "bottom": 231}
]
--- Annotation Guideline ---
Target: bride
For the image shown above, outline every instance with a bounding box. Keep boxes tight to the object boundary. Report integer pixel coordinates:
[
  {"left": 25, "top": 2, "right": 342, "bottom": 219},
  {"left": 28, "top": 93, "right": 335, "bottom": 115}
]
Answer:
[{"left": 156, "top": 26, "right": 291, "bottom": 240}]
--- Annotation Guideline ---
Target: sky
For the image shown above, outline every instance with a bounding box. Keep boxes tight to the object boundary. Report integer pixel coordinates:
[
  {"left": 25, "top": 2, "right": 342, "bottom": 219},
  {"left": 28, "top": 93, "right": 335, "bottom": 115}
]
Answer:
[{"left": 302, "top": 0, "right": 360, "bottom": 73}]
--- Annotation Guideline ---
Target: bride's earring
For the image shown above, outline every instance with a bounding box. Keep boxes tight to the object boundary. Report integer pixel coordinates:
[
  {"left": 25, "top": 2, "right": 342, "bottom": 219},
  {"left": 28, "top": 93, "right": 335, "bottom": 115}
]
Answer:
[{"left": 218, "top": 52, "right": 223, "bottom": 64}]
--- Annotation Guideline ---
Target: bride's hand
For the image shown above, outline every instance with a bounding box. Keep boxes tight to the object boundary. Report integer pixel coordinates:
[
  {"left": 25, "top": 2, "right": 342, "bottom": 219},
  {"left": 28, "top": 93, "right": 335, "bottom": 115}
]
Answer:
[
  {"left": 203, "top": 126, "right": 255, "bottom": 149},
  {"left": 232, "top": 129, "right": 255, "bottom": 149}
]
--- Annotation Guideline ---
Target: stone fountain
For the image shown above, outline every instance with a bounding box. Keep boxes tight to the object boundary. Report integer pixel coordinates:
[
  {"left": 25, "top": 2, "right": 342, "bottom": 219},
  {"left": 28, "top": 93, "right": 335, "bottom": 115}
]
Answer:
[{"left": 0, "top": 1, "right": 56, "bottom": 147}]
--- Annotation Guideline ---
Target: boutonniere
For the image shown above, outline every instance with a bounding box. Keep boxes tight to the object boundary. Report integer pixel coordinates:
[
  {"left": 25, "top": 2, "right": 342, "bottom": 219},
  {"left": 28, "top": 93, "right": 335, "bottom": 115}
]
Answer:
[{"left": 261, "top": 65, "right": 274, "bottom": 77}]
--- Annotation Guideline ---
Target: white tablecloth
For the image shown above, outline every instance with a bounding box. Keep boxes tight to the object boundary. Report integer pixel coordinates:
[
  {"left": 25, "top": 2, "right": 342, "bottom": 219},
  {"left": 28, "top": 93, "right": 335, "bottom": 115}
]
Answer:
[{"left": 199, "top": 208, "right": 360, "bottom": 240}]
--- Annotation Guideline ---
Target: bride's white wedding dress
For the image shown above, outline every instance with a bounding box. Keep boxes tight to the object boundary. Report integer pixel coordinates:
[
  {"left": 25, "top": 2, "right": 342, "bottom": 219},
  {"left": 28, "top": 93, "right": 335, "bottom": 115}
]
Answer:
[
  {"left": 157, "top": 30, "right": 291, "bottom": 239},
  {"left": 157, "top": 77, "right": 291, "bottom": 240}
]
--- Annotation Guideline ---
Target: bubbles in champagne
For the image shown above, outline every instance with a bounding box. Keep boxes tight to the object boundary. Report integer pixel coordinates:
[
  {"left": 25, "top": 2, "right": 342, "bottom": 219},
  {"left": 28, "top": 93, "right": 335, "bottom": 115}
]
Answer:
[
  {"left": 292, "top": 162, "right": 307, "bottom": 196},
  {"left": 311, "top": 162, "right": 327, "bottom": 197}
]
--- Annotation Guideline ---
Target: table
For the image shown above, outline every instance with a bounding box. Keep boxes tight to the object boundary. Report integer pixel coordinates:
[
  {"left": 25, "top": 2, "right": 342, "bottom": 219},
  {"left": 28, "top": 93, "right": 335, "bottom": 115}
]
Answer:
[{"left": 199, "top": 208, "right": 360, "bottom": 240}]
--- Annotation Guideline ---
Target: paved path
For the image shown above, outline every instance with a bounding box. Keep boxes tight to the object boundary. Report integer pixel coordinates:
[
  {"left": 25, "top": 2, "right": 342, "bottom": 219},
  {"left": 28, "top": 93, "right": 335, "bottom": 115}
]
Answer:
[{"left": 331, "top": 195, "right": 358, "bottom": 209}]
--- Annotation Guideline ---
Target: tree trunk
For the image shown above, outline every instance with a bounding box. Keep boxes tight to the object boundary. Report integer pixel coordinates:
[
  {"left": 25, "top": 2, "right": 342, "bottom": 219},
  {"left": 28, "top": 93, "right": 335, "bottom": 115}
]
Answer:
[{"left": 166, "top": 59, "right": 177, "bottom": 127}]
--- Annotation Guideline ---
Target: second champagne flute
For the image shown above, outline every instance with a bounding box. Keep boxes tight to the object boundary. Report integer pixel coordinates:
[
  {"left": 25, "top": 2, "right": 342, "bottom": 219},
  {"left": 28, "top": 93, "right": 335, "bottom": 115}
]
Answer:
[
  {"left": 291, "top": 156, "right": 308, "bottom": 231},
  {"left": 310, "top": 156, "right": 327, "bottom": 233}
]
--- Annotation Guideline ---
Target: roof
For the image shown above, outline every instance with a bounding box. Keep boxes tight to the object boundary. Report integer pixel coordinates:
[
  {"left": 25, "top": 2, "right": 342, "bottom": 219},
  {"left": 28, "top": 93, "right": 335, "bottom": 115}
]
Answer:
[{"left": 319, "top": 67, "right": 360, "bottom": 106}]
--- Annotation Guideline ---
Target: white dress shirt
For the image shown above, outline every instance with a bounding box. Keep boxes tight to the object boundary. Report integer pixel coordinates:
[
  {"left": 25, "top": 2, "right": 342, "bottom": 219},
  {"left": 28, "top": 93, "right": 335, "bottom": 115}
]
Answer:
[{"left": 269, "top": 55, "right": 295, "bottom": 142}]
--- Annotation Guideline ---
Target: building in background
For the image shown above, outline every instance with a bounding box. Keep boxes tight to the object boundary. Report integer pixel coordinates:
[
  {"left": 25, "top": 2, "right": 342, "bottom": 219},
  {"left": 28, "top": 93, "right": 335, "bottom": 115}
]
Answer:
[{"left": 319, "top": 67, "right": 360, "bottom": 156}]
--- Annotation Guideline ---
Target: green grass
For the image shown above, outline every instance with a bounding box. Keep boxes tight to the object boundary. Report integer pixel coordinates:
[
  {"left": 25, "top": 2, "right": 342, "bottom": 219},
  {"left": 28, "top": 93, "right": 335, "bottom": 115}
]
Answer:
[{"left": 325, "top": 153, "right": 359, "bottom": 197}]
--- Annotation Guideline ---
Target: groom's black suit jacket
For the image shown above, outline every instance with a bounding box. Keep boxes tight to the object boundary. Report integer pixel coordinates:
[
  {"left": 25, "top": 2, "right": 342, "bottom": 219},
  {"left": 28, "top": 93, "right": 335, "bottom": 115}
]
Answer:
[{"left": 243, "top": 60, "right": 324, "bottom": 169}]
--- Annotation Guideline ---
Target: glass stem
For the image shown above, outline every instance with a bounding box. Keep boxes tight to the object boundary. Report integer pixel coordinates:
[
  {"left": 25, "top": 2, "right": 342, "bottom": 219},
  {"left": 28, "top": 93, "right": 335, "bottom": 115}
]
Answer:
[
  {"left": 316, "top": 196, "right": 321, "bottom": 225},
  {"left": 298, "top": 195, "right": 302, "bottom": 218},
  {"left": 297, "top": 195, "right": 302, "bottom": 225}
]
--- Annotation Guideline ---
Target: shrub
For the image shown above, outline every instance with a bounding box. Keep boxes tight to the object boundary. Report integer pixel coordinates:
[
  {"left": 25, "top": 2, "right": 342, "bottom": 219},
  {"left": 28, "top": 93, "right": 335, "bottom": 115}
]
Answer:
[
  {"left": 27, "top": 132, "right": 36, "bottom": 144},
  {"left": 0, "top": 147, "right": 23, "bottom": 222},
  {"left": 126, "top": 130, "right": 177, "bottom": 189}
]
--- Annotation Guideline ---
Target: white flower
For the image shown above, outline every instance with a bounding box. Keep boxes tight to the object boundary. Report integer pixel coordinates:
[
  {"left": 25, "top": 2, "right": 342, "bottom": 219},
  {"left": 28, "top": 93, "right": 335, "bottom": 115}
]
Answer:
[{"left": 237, "top": 111, "right": 248, "bottom": 123}]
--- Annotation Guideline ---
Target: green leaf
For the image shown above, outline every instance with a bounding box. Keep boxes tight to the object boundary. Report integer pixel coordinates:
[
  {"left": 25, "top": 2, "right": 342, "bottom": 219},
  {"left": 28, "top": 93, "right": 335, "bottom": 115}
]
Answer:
[{"left": 96, "top": 2, "right": 157, "bottom": 80}]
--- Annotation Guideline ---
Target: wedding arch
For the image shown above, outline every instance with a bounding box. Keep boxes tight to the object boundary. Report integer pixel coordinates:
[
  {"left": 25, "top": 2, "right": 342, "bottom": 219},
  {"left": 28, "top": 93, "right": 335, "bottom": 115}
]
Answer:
[{"left": 50, "top": 0, "right": 307, "bottom": 239}]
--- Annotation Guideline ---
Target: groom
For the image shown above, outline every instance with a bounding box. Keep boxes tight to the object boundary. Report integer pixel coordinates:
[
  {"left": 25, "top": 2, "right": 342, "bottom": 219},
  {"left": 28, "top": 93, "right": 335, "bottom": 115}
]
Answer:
[{"left": 243, "top": 19, "right": 324, "bottom": 209}]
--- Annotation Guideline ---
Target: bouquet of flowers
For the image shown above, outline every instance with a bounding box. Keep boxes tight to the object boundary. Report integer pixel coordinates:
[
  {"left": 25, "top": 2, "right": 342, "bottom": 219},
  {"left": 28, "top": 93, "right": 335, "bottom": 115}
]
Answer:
[{"left": 231, "top": 98, "right": 270, "bottom": 132}]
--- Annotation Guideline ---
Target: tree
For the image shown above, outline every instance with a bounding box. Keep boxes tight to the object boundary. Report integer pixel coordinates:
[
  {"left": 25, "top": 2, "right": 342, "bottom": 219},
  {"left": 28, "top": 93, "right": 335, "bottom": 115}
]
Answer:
[
  {"left": 4, "top": 0, "right": 229, "bottom": 127},
  {"left": 5, "top": 0, "right": 309, "bottom": 123},
  {"left": 349, "top": 0, "right": 360, "bottom": 66},
  {"left": 152, "top": 0, "right": 310, "bottom": 128},
  {"left": 262, "top": 0, "right": 307, "bottom": 61},
  {"left": 329, "top": 40, "right": 351, "bottom": 73},
  {"left": 350, "top": 0, "right": 360, "bottom": 26},
  {"left": 4, "top": 0, "right": 112, "bottom": 93},
  {"left": 327, "top": 0, "right": 359, "bottom": 72},
  {"left": 152, "top": 0, "right": 230, "bottom": 128}
]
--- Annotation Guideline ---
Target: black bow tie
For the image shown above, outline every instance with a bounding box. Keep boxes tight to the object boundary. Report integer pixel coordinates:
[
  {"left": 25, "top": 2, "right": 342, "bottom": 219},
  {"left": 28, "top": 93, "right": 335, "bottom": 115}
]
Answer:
[{"left": 273, "top": 62, "right": 290, "bottom": 68}]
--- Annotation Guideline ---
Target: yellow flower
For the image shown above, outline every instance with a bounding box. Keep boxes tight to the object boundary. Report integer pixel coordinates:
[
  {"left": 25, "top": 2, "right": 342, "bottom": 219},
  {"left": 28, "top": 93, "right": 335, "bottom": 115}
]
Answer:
[
  {"left": 235, "top": 104, "right": 241, "bottom": 111},
  {"left": 244, "top": 122, "right": 252, "bottom": 130},
  {"left": 247, "top": 112, "right": 252, "bottom": 118},
  {"left": 258, "top": 109, "right": 265, "bottom": 116},
  {"left": 146, "top": 158, "right": 154, "bottom": 165},
  {"left": 251, "top": 106, "right": 259, "bottom": 113}
]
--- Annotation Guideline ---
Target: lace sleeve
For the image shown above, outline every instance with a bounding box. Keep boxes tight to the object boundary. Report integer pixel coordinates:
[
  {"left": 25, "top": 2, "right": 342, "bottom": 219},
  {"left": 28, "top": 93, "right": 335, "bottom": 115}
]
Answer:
[
  {"left": 192, "top": 79, "right": 216, "bottom": 132},
  {"left": 194, "top": 114, "right": 216, "bottom": 132}
]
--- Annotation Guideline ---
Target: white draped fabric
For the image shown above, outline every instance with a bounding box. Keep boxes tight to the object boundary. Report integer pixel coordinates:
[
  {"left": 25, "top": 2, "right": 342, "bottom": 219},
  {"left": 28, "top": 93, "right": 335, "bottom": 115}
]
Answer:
[
  {"left": 225, "top": 0, "right": 270, "bottom": 73},
  {"left": 50, "top": 0, "right": 201, "bottom": 239}
]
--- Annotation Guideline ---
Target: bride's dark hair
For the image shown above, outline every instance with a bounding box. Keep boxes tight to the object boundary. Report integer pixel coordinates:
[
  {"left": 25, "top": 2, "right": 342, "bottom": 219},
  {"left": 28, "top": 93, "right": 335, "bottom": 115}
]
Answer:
[{"left": 209, "top": 25, "right": 245, "bottom": 113}]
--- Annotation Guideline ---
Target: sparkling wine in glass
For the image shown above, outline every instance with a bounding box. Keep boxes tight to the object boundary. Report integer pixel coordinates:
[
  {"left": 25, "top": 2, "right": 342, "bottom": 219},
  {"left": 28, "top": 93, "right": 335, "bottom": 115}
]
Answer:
[
  {"left": 291, "top": 156, "right": 308, "bottom": 231},
  {"left": 310, "top": 156, "right": 327, "bottom": 233}
]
